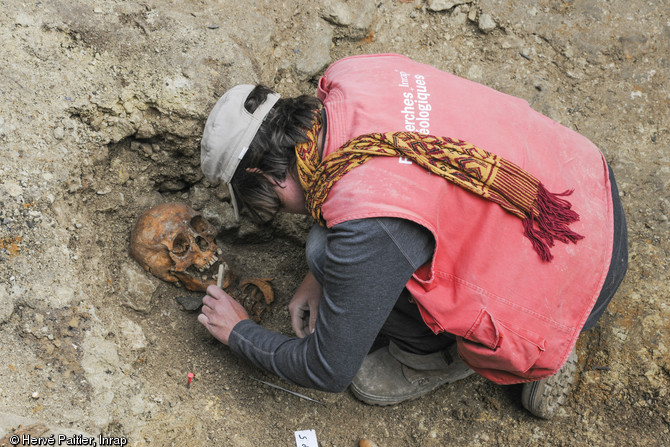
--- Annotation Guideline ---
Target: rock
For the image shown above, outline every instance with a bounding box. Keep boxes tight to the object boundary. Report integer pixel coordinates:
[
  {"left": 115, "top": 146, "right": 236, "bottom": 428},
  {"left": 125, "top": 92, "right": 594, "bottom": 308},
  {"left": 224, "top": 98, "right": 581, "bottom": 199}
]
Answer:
[
  {"left": 644, "top": 362, "right": 663, "bottom": 388},
  {"left": 105, "top": 117, "right": 136, "bottom": 143},
  {"left": 295, "top": 21, "right": 333, "bottom": 80},
  {"left": 619, "top": 34, "right": 652, "bottom": 61},
  {"left": 451, "top": 5, "right": 469, "bottom": 25},
  {"left": 3, "top": 181, "right": 23, "bottom": 198},
  {"left": 109, "top": 158, "right": 130, "bottom": 185},
  {"left": 67, "top": 316, "right": 80, "bottom": 329},
  {"left": 130, "top": 140, "right": 153, "bottom": 156},
  {"left": 20, "top": 312, "right": 50, "bottom": 339},
  {"left": 132, "top": 190, "right": 164, "bottom": 211},
  {"left": 0, "top": 284, "right": 15, "bottom": 323},
  {"left": 321, "top": 1, "right": 351, "bottom": 26},
  {"left": 120, "top": 262, "right": 158, "bottom": 313},
  {"left": 176, "top": 295, "right": 203, "bottom": 311},
  {"left": 188, "top": 184, "right": 211, "bottom": 211},
  {"left": 53, "top": 126, "right": 65, "bottom": 140},
  {"left": 81, "top": 333, "right": 121, "bottom": 427},
  {"left": 478, "top": 13, "right": 496, "bottom": 33},
  {"left": 214, "top": 183, "right": 232, "bottom": 201},
  {"left": 53, "top": 286, "right": 76, "bottom": 307},
  {"left": 135, "top": 120, "right": 157, "bottom": 139},
  {"left": 130, "top": 394, "right": 147, "bottom": 416},
  {"left": 427, "top": 0, "right": 467, "bottom": 12},
  {"left": 15, "top": 13, "right": 36, "bottom": 27},
  {"left": 118, "top": 318, "right": 147, "bottom": 351},
  {"left": 158, "top": 179, "right": 187, "bottom": 192},
  {"left": 466, "top": 64, "right": 484, "bottom": 81},
  {"left": 201, "top": 201, "right": 239, "bottom": 232},
  {"left": 347, "top": 0, "right": 378, "bottom": 39}
]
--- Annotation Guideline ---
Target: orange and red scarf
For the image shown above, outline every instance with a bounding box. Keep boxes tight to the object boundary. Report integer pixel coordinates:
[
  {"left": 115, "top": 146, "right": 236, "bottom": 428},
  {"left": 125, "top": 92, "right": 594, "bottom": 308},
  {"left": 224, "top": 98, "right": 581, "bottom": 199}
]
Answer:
[{"left": 296, "top": 115, "right": 583, "bottom": 261}]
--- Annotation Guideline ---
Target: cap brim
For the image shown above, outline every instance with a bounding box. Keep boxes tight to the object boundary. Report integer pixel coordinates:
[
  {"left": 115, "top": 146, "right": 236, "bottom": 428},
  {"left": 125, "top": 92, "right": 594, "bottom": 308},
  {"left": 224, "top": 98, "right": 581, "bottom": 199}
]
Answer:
[{"left": 227, "top": 181, "right": 240, "bottom": 221}]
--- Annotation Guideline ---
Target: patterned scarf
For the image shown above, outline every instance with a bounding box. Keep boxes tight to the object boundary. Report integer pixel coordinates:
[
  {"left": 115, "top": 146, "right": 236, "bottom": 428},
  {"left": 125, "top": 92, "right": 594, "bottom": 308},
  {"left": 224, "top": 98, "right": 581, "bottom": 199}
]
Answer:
[{"left": 296, "top": 116, "right": 584, "bottom": 261}]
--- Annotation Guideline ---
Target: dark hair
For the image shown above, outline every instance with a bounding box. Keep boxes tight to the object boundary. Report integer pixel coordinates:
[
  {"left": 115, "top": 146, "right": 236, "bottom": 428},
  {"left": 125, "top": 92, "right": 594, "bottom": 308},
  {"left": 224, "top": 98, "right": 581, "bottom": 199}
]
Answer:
[{"left": 231, "top": 85, "right": 321, "bottom": 222}]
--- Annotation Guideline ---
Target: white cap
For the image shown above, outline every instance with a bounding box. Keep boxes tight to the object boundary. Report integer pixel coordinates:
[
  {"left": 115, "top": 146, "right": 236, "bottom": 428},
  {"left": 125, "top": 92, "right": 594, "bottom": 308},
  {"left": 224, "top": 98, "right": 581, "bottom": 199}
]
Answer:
[{"left": 200, "top": 84, "right": 280, "bottom": 218}]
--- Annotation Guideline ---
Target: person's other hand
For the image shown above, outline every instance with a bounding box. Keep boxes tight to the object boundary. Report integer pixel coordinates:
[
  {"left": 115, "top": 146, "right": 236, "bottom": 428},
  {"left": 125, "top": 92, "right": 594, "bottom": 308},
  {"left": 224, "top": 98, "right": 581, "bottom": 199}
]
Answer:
[
  {"left": 198, "top": 285, "right": 249, "bottom": 345},
  {"left": 288, "top": 271, "right": 322, "bottom": 337}
]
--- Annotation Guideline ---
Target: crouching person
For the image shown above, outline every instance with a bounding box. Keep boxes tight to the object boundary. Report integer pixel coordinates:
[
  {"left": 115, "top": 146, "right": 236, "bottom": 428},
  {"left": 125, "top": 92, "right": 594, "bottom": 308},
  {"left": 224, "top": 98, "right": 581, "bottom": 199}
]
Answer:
[{"left": 197, "top": 54, "right": 628, "bottom": 418}]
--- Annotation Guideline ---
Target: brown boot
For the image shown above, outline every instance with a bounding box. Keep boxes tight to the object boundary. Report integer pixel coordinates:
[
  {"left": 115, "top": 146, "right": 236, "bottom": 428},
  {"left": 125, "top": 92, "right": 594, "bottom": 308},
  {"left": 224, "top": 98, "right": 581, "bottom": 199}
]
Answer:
[{"left": 350, "top": 341, "right": 475, "bottom": 406}]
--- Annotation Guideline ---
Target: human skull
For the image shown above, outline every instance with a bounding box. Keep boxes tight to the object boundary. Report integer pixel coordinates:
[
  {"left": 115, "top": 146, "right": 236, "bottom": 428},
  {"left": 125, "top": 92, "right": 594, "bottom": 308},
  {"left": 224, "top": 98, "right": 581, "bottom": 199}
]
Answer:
[{"left": 130, "top": 202, "right": 221, "bottom": 292}]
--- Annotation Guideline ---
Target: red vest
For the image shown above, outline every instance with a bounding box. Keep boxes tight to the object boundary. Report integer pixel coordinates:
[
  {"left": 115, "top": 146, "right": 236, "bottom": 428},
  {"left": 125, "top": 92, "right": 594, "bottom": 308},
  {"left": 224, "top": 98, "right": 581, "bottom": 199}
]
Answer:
[{"left": 317, "top": 54, "right": 613, "bottom": 384}]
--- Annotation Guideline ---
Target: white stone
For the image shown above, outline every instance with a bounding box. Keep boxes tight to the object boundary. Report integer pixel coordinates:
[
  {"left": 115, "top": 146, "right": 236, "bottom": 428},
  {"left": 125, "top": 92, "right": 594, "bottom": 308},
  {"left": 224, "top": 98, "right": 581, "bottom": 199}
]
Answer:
[
  {"left": 321, "top": 1, "right": 352, "bottom": 26},
  {"left": 295, "top": 21, "right": 333, "bottom": 80},
  {"left": 120, "top": 262, "right": 158, "bottom": 313},
  {"left": 427, "top": 0, "right": 467, "bottom": 12},
  {"left": 349, "top": 0, "right": 377, "bottom": 34},
  {"left": 478, "top": 14, "right": 497, "bottom": 33},
  {"left": 53, "top": 127, "right": 65, "bottom": 140},
  {"left": 81, "top": 333, "right": 121, "bottom": 427},
  {"left": 53, "top": 286, "right": 76, "bottom": 307},
  {"left": 130, "top": 396, "right": 145, "bottom": 415},
  {"left": 3, "top": 181, "right": 23, "bottom": 198},
  {"left": 466, "top": 64, "right": 484, "bottom": 81},
  {"left": 118, "top": 318, "right": 147, "bottom": 351},
  {"left": 15, "top": 13, "right": 36, "bottom": 27}
]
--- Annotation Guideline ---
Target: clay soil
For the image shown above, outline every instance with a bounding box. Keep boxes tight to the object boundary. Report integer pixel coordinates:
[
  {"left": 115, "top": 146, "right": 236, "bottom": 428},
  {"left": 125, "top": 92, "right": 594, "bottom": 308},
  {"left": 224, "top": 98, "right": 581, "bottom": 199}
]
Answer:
[{"left": 0, "top": 1, "right": 668, "bottom": 446}]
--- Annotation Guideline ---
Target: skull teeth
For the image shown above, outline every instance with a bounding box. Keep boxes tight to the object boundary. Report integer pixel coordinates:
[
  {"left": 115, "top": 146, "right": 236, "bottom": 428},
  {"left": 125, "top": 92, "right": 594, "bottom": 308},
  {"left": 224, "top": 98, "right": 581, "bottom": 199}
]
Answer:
[{"left": 197, "top": 256, "right": 219, "bottom": 272}]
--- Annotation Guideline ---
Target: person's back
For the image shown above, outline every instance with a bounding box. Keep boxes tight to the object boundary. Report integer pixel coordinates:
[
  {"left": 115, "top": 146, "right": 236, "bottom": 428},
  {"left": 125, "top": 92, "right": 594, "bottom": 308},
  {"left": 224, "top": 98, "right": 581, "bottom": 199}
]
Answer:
[{"left": 198, "top": 54, "right": 628, "bottom": 419}]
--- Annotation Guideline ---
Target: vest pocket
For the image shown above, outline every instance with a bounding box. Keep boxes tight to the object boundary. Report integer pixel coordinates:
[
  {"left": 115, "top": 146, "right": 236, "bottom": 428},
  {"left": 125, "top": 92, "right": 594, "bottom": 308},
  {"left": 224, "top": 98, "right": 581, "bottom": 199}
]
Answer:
[{"left": 460, "top": 309, "right": 546, "bottom": 375}]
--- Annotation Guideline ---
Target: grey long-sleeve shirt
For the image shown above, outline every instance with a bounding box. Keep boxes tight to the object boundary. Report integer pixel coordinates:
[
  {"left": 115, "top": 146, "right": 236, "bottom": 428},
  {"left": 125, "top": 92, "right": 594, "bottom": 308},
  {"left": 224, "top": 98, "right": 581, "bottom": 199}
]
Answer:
[{"left": 228, "top": 217, "right": 434, "bottom": 392}]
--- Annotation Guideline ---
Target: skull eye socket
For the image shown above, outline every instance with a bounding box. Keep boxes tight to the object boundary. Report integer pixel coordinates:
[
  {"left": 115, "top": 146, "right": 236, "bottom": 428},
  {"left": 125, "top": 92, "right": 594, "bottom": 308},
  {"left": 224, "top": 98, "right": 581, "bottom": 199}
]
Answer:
[
  {"left": 172, "top": 233, "right": 190, "bottom": 255},
  {"left": 196, "top": 236, "right": 210, "bottom": 251}
]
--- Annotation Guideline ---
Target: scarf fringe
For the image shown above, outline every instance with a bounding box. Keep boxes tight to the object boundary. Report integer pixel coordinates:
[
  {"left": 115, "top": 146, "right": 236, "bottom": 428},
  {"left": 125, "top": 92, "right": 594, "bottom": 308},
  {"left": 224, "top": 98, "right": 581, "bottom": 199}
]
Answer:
[{"left": 523, "top": 184, "right": 585, "bottom": 261}]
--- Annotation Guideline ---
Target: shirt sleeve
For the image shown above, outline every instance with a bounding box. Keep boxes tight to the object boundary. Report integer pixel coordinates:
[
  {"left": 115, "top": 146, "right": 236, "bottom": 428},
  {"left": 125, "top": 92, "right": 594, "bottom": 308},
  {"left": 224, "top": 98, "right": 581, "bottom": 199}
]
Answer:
[{"left": 228, "top": 217, "right": 434, "bottom": 392}]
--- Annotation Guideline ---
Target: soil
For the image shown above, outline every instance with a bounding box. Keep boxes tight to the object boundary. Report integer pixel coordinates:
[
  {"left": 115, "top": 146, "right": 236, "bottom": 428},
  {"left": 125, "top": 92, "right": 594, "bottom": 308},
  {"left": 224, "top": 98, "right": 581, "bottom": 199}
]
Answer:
[{"left": 1, "top": 0, "right": 668, "bottom": 446}]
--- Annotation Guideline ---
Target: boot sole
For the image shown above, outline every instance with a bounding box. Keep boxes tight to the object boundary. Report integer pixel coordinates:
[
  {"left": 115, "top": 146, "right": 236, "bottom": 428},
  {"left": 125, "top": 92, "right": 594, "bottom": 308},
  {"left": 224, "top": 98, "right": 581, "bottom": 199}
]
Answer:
[{"left": 521, "top": 349, "right": 578, "bottom": 419}]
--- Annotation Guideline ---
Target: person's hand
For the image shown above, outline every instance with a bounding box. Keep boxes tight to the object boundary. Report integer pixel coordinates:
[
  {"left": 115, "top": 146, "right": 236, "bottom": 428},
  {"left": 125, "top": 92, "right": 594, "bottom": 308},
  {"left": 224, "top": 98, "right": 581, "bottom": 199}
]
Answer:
[
  {"left": 198, "top": 285, "right": 249, "bottom": 345},
  {"left": 288, "top": 271, "right": 323, "bottom": 337}
]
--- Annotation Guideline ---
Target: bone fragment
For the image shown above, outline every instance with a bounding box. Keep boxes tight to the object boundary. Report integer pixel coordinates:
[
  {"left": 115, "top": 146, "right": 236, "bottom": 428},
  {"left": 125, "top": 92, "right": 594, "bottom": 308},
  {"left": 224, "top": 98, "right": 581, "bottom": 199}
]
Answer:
[{"left": 216, "top": 263, "right": 225, "bottom": 288}]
